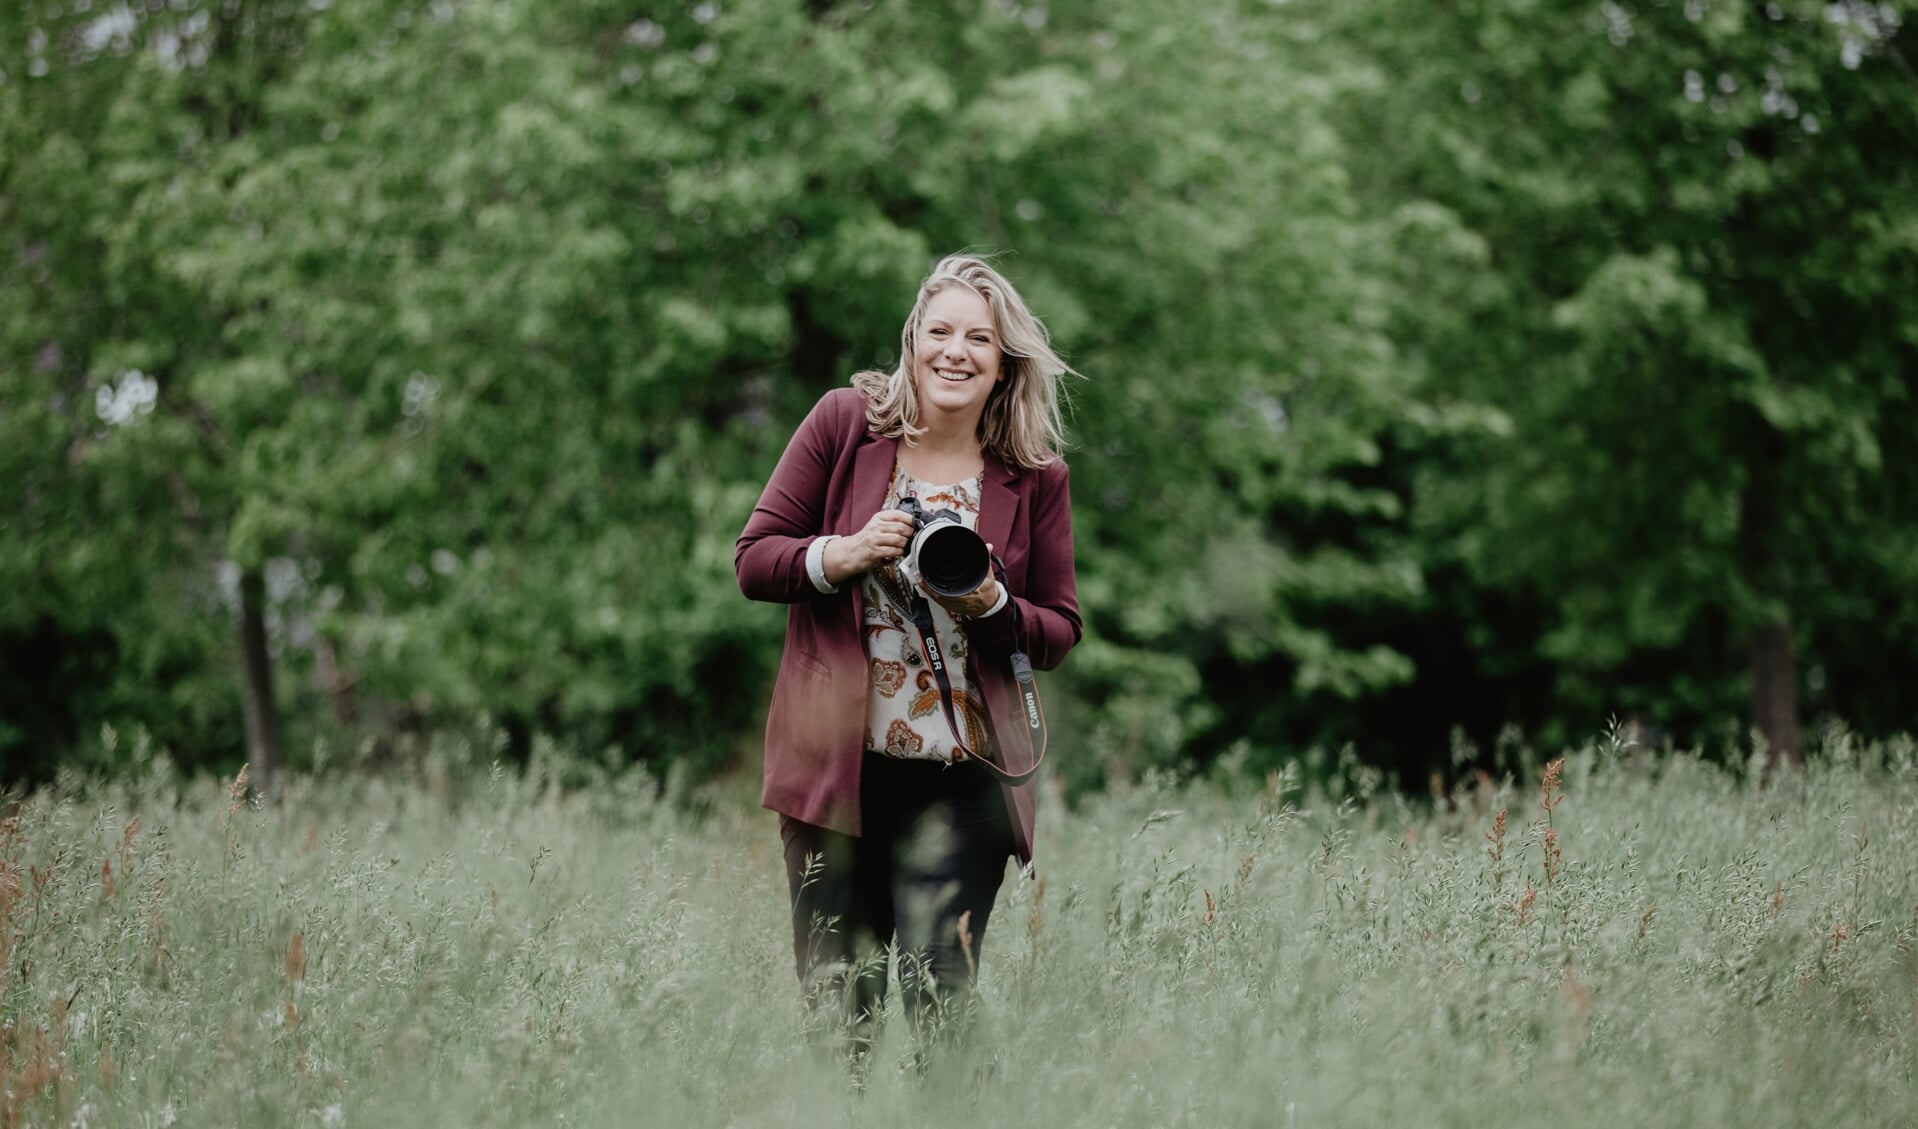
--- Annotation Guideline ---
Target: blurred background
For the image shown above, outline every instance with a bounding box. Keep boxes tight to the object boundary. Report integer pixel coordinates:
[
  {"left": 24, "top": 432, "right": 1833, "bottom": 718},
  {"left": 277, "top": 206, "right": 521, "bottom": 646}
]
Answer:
[{"left": 3, "top": 0, "right": 1914, "bottom": 795}]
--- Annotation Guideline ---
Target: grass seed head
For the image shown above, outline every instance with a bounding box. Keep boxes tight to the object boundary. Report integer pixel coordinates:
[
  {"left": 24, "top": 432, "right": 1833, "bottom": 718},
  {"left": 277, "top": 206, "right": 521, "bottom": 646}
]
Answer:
[
  {"left": 1028, "top": 874, "right": 1046, "bottom": 940},
  {"left": 1515, "top": 879, "right": 1537, "bottom": 924},
  {"left": 1539, "top": 757, "right": 1565, "bottom": 813},
  {"left": 1485, "top": 807, "right": 1508, "bottom": 865}
]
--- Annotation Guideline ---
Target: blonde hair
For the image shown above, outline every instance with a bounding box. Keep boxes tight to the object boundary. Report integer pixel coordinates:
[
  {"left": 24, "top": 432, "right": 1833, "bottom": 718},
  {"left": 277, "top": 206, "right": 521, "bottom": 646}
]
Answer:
[{"left": 851, "top": 254, "right": 1078, "bottom": 469}]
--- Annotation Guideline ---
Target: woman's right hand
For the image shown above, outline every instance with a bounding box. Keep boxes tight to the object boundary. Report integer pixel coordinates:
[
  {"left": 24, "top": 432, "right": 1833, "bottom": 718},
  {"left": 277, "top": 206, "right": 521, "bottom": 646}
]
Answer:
[{"left": 822, "top": 509, "right": 917, "bottom": 585}]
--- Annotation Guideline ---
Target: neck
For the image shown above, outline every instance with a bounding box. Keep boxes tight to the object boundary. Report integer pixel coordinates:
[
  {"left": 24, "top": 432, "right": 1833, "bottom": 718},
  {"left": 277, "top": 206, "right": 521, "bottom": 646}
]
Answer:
[{"left": 914, "top": 413, "right": 983, "bottom": 458}]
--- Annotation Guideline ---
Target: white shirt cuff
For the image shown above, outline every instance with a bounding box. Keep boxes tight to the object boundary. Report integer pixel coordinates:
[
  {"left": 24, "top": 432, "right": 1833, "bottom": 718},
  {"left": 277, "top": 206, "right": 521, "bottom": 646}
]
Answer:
[
  {"left": 805, "top": 535, "right": 840, "bottom": 593},
  {"left": 981, "top": 584, "right": 1010, "bottom": 617}
]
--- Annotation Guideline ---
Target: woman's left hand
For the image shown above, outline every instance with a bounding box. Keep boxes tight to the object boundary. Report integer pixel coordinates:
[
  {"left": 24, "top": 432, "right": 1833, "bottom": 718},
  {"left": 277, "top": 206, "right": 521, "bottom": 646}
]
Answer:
[{"left": 921, "top": 543, "right": 1003, "bottom": 619}]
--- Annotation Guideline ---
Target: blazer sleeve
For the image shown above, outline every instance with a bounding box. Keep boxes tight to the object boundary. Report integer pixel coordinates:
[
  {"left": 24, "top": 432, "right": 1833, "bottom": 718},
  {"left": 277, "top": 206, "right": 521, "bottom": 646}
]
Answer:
[
  {"left": 971, "top": 460, "right": 1082, "bottom": 671},
  {"left": 735, "top": 392, "right": 850, "bottom": 604}
]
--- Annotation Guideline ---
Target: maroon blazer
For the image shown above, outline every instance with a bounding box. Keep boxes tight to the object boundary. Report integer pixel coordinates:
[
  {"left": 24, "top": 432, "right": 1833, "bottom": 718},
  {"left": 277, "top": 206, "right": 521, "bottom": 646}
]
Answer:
[{"left": 735, "top": 388, "right": 1081, "bottom": 864}]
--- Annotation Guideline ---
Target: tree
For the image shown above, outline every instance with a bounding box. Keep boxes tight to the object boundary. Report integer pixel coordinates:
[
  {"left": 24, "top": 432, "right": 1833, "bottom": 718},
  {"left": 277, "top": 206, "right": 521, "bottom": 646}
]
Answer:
[
  {"left": 1341, "top": 0, "right": 1918, "bottom": 765},
  {"left": 5, "top": 0, "right": 1445, "bottom": 784},
  {"left": 33, "top": 0, "right": 1907, "bottom": 790}
]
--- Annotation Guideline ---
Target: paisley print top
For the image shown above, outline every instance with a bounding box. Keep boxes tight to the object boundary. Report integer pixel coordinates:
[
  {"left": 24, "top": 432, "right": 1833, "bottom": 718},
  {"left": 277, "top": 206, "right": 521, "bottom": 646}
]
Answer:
[{"left": 862, "top": 464, "right": 990, "bottom": 763}]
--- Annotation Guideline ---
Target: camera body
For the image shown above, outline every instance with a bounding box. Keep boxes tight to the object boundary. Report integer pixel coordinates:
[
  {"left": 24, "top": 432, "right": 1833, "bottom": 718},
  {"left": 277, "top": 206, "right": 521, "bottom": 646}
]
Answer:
[{"left": 897, "top": 494, "right": 991, "bottom": 598}]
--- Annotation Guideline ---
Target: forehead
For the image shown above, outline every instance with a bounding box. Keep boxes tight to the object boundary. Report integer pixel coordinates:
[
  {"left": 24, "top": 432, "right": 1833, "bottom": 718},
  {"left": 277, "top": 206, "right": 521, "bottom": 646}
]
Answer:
[{"left": 921, "top": 285, "right": 994, "bottom": 328}]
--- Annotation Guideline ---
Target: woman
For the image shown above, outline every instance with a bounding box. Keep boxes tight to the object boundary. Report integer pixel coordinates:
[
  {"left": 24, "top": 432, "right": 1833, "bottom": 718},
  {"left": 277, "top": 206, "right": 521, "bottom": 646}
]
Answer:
[{"left": 735, "top": 254, "right": 1081, "bottom": 1062}]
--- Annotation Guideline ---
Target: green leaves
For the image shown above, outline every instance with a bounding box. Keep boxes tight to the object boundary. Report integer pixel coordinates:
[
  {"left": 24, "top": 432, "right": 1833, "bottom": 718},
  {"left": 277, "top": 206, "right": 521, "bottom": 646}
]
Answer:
[
  {"left": 5, "top": 0, "right": 1913, "bottom": 785},
  {"left": 1350, "top": 0, "right": 1918, "bottom": 754}
]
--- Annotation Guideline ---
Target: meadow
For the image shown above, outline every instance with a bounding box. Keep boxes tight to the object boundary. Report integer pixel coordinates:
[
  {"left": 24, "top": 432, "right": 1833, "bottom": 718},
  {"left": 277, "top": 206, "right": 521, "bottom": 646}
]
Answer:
[{"left": 4, "top": 732, "right": 1916, "bottom": 1128}]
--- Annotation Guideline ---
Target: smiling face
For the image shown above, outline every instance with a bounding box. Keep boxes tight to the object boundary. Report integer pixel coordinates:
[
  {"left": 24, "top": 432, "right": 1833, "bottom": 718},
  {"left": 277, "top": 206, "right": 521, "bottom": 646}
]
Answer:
[{"left": 911, "top": 284, "right": 1006, "bottom": 429}]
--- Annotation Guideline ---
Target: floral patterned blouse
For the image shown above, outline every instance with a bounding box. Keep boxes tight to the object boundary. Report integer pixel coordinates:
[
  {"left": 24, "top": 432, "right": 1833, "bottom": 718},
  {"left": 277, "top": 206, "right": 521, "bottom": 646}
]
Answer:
[{"left": 862, "top": 464, "right": 989, "bottom": 762}]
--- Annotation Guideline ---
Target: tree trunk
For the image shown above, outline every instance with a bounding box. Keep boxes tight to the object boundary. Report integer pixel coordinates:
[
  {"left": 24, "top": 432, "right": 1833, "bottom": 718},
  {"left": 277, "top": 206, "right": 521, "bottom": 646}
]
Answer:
[
  {"left": 238, "top": 565, "right": 283, "bottom": 797},
  {"left": 1749, "top": 616, "right": 1802, "bottom": 772},
  {"left": 1738, "top": 417, "right": 1801, "bottom": 774}
]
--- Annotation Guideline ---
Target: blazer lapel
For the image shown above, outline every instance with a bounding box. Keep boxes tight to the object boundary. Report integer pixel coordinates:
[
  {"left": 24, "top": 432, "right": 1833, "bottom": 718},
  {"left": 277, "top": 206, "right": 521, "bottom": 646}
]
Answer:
[
  {"left": 980, "top": 453, "right": 1021, "bottom": 558},
  {"left": 846, "top": 432, "right": 897, "bottom": 533}
]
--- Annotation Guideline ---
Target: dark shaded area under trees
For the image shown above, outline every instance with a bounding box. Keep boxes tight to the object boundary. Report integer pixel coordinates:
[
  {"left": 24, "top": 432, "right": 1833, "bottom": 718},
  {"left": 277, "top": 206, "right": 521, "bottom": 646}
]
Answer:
[{"left": 3, "top": 0, "right": 1914, "bottom": 792}]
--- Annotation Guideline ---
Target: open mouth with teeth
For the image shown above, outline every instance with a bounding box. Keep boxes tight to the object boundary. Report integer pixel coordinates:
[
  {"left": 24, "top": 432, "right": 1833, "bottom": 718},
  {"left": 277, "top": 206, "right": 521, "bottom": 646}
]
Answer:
[{"left": 934, "top": 368, "right": 975, "bottom": 382}]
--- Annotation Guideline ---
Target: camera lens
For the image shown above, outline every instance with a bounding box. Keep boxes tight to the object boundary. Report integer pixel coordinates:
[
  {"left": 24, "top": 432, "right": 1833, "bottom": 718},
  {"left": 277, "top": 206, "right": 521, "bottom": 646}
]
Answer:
[{"left": 914, "top": 524, "right": 991, "bottom": 598}]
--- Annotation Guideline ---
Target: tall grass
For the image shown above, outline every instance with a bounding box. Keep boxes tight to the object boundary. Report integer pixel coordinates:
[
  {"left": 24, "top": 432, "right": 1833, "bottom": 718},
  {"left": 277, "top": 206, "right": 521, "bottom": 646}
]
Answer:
[{"left": 4, "top": 732, "right": 1916, "bottom": 1127}]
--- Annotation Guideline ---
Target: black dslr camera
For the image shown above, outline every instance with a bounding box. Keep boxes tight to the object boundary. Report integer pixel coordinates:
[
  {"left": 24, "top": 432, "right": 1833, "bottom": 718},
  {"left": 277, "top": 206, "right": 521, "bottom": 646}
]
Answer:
[{"left": 896, "top": 494, "right": 991, "bottom": 598}]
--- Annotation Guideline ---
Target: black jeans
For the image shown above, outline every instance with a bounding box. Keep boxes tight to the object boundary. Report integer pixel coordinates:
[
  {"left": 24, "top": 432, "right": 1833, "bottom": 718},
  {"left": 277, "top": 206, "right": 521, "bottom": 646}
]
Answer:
[{"left": 780, "top": 752, "right": 1016, "bottom": 1058}]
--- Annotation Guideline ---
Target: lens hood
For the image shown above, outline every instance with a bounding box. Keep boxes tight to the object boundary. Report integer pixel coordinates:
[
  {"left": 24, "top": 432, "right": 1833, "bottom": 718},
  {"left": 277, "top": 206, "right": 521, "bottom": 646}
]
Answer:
[{"left": 911, "top": 522, "right": 991, "bottom": 598}]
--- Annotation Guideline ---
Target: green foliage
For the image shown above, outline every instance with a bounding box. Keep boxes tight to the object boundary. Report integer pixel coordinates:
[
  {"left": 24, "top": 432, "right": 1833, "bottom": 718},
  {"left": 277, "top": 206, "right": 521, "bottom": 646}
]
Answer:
[
  {"left": 1340, "top": 0, "right": 1918, "bottom": 752},
  {"left": 4, "top": 738, "right": 1917, "bottom": 1123},
  {"left": 2, "top": 0, "right": 1440, "bottom": 782},
  {"left": 3, "top": 0, "right": 1913, "bottom": 784}
]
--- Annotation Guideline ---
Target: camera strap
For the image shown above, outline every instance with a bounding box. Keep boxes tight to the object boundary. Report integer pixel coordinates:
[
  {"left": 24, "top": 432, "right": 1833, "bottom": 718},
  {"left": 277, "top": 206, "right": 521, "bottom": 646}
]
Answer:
[{"left": 905, "top": 585, "right": 1047, "bottom": 787}]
